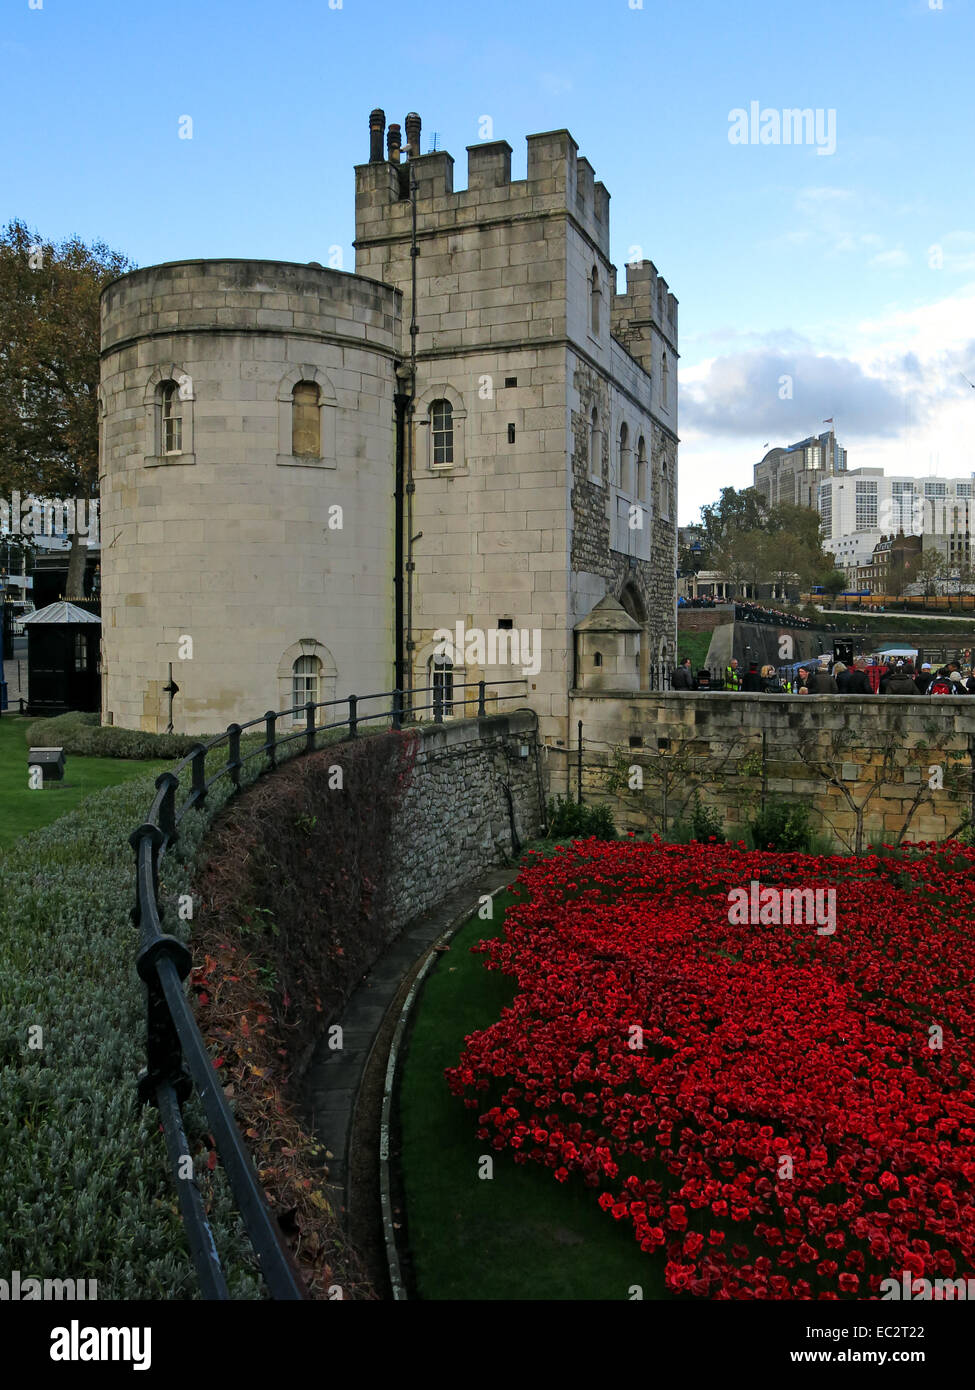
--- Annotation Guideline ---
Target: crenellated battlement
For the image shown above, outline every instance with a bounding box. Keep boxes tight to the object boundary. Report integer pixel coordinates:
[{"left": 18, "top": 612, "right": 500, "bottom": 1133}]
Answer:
[
  {"left": 354, "top": 115, "right": 611, "bottom": 257},
  {"left": 611, "top": 257, "right": 679, "bottom": 369}
]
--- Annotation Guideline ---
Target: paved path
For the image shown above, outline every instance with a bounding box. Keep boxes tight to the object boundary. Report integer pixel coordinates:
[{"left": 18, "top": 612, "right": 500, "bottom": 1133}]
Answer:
[{"left": 303, "top": 865, "right": 518, "bottom": 1196}]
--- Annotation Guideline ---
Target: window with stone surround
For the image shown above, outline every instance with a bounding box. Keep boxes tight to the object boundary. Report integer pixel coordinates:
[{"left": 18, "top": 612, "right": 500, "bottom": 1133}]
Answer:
[
  {"left": 276, "top": 365, "right": 336, "bottom": 468},
  {"left": 292, "top": 381, "right": 321, "bottom": 458},
  {"left": 590, "top": 266, "right": 600, "bottom": 336},
  {"left": 637, "top": 436, "right": 647, "bottom": 502},
  {"left": 417, "top": 384, "right": 466, "bottom": 473},
  {"left": 145, "top": 367, "right": 195, "bottom": 466}
]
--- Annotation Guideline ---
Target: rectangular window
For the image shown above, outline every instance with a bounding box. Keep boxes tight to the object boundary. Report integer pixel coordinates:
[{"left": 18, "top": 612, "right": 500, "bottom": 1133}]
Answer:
[
  {"left": 431, "top": 401, "right": 453, "bottom": 466},
  {"left": 74, "top": 632, "right": 88, "bottom": 672},
  {"left": 432, "top": 663, "right": 453, "bottom": 716},
  {"left": 164, "top": 415, "right": 182, "bottom": 453}
]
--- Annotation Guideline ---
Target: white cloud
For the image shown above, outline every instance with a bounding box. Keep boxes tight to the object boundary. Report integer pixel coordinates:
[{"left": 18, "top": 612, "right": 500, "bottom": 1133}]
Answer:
[{"left": 677, "top": 284, "right": 975, "bottom": 523}]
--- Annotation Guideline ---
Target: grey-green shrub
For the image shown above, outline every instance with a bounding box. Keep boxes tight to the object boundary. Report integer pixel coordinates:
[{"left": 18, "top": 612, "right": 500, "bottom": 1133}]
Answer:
[
  {"left": 0, "top": 757, "right": 288, "bottom": 1296},
  {"left": 24, "top": 711, "right": 211, "bottom": 761}
]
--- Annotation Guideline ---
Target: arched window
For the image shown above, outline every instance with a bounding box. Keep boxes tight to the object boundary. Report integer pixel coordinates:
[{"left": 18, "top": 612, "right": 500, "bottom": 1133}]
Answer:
[
  {"left": 589, "top": 407, "right": 599, "bottom": 479},
  {"left": 147, "top": 366, "right": 195, "bottom": 466},
  {"left": 430, "top": 654, "right": 454, "bottom": 716},
  {"left": 431, "top": 399, "right": 453, "bottom": 467},
  {"left": 620, "top": 423, "right": 632, "bottom": 493},
  {"left": 593, "top": 651, "right": 603, "bottom": 668},
  {"left": 637, "top": 436, "right": 647, "bottom": 501},
  {"left": 661, "top": 351, "right": 670, "bottom": 406},
  {"left": 292, "top": 381, "right": 321, "bottom": 458},
  {"left": 590, "top": 266, "right": 600, "bottom": 335},
  {"left": 160, "top": 381, "right": 182, "bottom": 454},
  {"left": 292, "top": 654, "right": 321, "bottom": 712}
]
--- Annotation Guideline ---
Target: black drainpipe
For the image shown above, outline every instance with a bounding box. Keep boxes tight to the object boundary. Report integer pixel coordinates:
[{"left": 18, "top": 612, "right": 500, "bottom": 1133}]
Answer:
[{"left": 394, "top": 386, "right": 409, "bottom": 699}]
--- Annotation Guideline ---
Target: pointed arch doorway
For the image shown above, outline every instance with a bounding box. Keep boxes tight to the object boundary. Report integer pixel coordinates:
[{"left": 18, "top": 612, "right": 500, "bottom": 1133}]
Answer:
[{"left": 619, "top": 582, "right": 650, "bottom": 690}]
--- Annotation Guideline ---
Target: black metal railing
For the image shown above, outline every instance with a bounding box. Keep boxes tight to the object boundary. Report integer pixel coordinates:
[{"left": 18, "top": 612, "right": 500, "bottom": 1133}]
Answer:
[{"left": 131, "top": 678, "right": 527, "bottom": 1299}]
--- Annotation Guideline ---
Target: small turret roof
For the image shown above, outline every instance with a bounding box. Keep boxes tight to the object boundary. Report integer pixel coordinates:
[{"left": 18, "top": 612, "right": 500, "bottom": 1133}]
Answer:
[{"left": 574, "top": 594, "right": 642, "bottom": 633}]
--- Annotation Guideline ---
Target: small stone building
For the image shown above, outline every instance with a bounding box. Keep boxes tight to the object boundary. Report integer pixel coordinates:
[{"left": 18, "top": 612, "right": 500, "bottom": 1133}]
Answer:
[{"left": 573, "top": 595, "right": 641, "bottom": 691}]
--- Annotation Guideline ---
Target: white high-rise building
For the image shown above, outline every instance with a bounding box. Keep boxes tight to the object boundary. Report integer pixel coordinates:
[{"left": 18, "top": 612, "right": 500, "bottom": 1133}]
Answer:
[{"left": 819, "top": 470, "right": 975, "bottom": 571}]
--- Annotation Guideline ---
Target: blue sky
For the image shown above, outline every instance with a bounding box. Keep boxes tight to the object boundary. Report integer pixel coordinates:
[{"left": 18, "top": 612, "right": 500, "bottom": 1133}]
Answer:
[{"left": 3, "top": 0, "right": 974, "bottom": 521}]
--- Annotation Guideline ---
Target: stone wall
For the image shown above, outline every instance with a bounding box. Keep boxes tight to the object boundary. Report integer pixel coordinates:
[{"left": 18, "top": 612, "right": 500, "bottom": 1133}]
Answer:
[
  {"left": 384, "top": 710, "right": 545, "bottom": 930},
  {"left": 570, "top": 690, "right": 975, "bottom": 850}
]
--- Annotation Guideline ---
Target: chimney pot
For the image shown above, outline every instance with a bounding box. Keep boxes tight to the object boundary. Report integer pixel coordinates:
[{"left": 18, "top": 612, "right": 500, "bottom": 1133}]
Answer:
[
  {"left": 405, "top": 111, "right": 422, "bottom": 159},
  {"left": 369, "top": 108, "right": 385, "bottom": 163},
  {"left": 387, "top": 123, "right": 402, "bottom": 163}
]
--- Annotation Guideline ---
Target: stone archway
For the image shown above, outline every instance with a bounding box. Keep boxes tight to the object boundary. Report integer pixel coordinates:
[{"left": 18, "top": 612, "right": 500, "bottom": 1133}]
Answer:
[{"left": 619, "top": 582, "right": 650, "bottom": 690}]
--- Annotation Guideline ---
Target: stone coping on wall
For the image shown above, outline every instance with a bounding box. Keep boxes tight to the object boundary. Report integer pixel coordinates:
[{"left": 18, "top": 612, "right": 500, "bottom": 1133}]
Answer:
[
  {"left": 410, "top": 708, "right": 536, "bottom": 751},
  {"left": 570, "top": 688, "right": 975, "bottom": 704}
]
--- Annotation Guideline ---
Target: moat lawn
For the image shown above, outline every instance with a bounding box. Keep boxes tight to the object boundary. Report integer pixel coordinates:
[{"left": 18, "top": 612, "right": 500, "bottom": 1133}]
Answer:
[
  {"left": 0, "top": 715, "right": 169, "bottom": 851},
  {"left": 397, "top": 886, "right": 661, "bottom": 1301}
]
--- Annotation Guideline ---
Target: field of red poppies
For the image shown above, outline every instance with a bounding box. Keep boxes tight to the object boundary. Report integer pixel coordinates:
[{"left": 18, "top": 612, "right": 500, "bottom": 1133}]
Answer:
[{"left": 446, "top": 838, "right": 975, "bottom": 1299}]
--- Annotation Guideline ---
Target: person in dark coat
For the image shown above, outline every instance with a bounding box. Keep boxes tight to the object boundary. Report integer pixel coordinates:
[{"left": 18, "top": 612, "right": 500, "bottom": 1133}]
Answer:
[
  {"left": 761, "top": 663, "right": 785, "bottom": 693},
  {"left": 886, "top": 661, "right": 919, "bottom": 696},
  {"left": 672, "top": 657, "right": 694, "bottom": 691},
  {"left": 742, "top": 661, "right": 763, "bottom": 692},
  {"left": 915, "top": 663, "right": 934, "bottom": 695},
  {"left": 847, "top": 660, "right": 872, "bottom": 695},
  {"left": 833, "top": 661, "right": 852, "bottom": 693},
  {"left": 810, "top": 660, "right": 839, "bottom": 694}
]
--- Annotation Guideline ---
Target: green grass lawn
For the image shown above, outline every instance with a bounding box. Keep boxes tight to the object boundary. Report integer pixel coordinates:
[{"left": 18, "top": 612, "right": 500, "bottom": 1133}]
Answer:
[
  {"left": 0, "top": 715, "right": 170, "bottom": 851},
  {"left": 398, "top": 884, "right": 663, "bottom": 1301},
  {"left": 674, "top": 629, "right": 712, "bottom": 671}
]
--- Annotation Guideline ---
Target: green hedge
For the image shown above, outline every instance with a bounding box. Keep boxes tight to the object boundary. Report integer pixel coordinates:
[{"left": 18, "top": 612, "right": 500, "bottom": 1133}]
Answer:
[
  {"left": 24, "top": 711, "right": 214, "bottom": 761},
  {"left": 0, "top": 736, "right": 317, "bottom": 1296}
]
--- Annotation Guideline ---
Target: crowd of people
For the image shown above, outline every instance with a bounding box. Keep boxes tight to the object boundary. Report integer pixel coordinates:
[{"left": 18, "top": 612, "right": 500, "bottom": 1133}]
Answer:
[
  {"left": 671, "top": 654, "right": 975, "bottom": 696},
  {"left": 734, "top": 601, "right": 824, "bottom": 632}
]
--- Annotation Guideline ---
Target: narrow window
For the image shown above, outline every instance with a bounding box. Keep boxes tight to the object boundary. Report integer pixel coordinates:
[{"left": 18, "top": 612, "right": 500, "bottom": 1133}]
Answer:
[
  {"left": 661, "top": 351, "right": 669, "bottom": 405},
  {"left": 637, "top": 436, "right": 647, "bottom": 501},
  {"left": 590, "top": 266, "right": 600, "bottom": 335},
  {"left": 590, "top": 407, "right": 599, "bottom": 477},
  {"left": 593, "top": 651, "right": 603, "bottom": 667},
  {"left": 431, "top": 399, "right": 453, "bottom": 466},
  {"left": 292, "top": 654, "right": 320, "bottom": 711},
  {"left": 161, "top": 382, "right": 182, "bottom": 454},
  {"left": 74, "top": 631, "right": 88, "bottom": 672},
  {"left": 619, "top": 423, "right": 630, "bottom": 492},
  {"left": 507, "top": 423, "right": 516, "bottom": 444},
  {"left": 431, "top": 655, "right": 454, "bottom": 715},
  {"left": 292, "top": 381, "right": 321, "bottom": 458}
]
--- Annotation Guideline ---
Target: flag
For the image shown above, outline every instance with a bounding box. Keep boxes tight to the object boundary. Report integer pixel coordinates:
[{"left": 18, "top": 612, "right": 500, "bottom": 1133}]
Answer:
[{"left": 823, "top": 417, "right": 834, "bottom": 424}]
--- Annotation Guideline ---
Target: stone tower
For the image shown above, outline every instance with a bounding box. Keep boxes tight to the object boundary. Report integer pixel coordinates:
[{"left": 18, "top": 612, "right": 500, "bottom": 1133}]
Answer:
[
  {"left": 99, "top": 259, "right": 400, "bottom": 733},
  {"left": 354, "top": 111, "right": 678, "bottom": 755}
]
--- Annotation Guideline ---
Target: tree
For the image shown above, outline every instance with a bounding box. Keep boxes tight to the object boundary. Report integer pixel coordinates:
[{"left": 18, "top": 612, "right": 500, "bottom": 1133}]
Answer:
[
  {"left": 907, "top": 548, "right": 949, "bottom": 598},
  {"left": 820, "top": 569, "right": 848, "bottom": 597},
  {"left": 698, "top": 486, "right": 768, "bottom": 567},
  {"left": 0, "top": 220, "right": 133, "bottom": 596}
]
